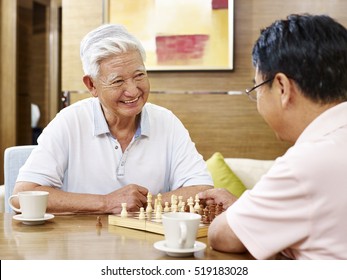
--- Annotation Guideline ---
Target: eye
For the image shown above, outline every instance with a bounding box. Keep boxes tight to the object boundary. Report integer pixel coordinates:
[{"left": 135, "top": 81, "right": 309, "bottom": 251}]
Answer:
[
  {"left": 111, "top": 79, "right": 124, "bottom": 87},
  {"left": 134, "top": 72, "right": 146, "bottom": 81}
]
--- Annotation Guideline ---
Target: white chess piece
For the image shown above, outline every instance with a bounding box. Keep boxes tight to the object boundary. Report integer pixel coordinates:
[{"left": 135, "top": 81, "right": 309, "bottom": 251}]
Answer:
[
  {"left": 171, "top": 194, "right": 177, "bottom": 205},
  {"left": 180, "top": 202, "right": 186, "bottom": 212},
  {"left": 164, "top": 202, "right": 170, "bottom": 212},
  {"left": 171, "top": 203, "right": 178, "bottom": 213},
  {"left": 171, "top": 195, "right": 178, "bottom": 212},
  {"left": 153, "top": 198, "right": 158, "bottom": 213},
  {"left": 157, "top": 193, "right": 163, "bottom": 212},
  {"left": 194, "top": 194, "right": 201, "bottom": 212},
  {"left": 178, "top": 196, "right": 183, "bottom": 209},
  {"left": 139, "top": 207, "right": 145, "bottom": 220},
  {"left": 188, "top": 196, "right": 194, "bottom": 213},
  {"left": 121, "top": 203, "right": 128, "bottom": 218},
  {"left": 146, "top": 193, "right": 153, "bottom": 213},
  {"left": 155, "top": 204, "right": 162, "bottom": 219}
]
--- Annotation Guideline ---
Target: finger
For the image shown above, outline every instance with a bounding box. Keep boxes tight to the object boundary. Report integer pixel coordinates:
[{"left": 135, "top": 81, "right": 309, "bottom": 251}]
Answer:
[
  {"left": 139, "top": 195, "right": 148, "bottom": 206},
  {"left": 137, "top": 185, "right": 149, "bottom": 196},
  {"left": 126, "top": 200, "right": 142, "bottom": 212},
  {"left": 198, "top": 188, "right": 215, "bottom": 200},
  {"left": 205, "top": 199, "right": 217, "bottom": 206}
]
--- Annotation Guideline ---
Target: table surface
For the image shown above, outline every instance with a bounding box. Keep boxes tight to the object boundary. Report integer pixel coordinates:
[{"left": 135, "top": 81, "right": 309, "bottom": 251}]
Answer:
[{"left": 0, "top": 213, "right": 254, "bottom": 260}]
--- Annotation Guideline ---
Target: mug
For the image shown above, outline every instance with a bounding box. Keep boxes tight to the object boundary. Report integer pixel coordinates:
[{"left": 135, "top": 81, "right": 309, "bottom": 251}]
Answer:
[
  {"left": 8, "top": 191, "right": 49, "bottom": 219},
  {"left": 161, "top": 212, "right": 201, "bottom": 249}
]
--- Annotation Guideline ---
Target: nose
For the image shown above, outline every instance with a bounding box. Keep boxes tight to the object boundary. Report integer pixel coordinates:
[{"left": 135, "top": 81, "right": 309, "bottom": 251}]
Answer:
[{"left": 123, "top": 79, "right": 138, "bottom": 96}]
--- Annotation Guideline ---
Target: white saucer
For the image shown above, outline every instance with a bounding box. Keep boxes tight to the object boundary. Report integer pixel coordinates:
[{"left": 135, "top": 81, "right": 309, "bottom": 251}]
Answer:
[
  {"left": 13, "top": 213, "right": 55, "bottom": 225},
  {"left": 153, "top": 240, "right": 206, "bottom": 257}
]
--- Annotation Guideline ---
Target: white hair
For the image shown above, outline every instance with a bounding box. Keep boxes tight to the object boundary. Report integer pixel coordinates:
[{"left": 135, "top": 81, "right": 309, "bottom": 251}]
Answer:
[{"left": 80, "top": 24, "right": 146, "bottom": 79}]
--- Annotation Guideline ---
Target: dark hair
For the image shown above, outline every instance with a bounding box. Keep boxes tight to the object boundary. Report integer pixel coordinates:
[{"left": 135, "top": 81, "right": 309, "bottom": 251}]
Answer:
[{"left": 252, "top": 14, "right": 347, "bottom": 103}]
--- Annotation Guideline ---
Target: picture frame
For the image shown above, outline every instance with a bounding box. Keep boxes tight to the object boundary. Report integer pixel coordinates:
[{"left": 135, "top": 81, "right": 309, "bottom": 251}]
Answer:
[{"left": 104, "top": 0, "right": 234, "bottom": 71}]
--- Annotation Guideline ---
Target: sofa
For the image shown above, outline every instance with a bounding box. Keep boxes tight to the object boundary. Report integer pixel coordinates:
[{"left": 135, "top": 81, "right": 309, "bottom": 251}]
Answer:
[
  {"left": 0, "top": 153, "right": 274, "bottom": 213},
  {"left": 0, "top": 185, "right": 4, "bottom": 212},
  {"left": 206, "top": 152, "right": 274, "bottom": 197}
]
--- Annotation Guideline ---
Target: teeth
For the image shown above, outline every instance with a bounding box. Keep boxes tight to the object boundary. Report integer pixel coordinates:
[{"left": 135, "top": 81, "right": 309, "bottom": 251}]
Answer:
[{"left": 123, "top": 97, "right": 139, "bottom": 104}]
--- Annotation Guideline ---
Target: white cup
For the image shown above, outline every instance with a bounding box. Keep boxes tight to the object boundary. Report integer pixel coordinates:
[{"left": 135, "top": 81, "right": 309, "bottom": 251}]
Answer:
[
  {"left": 8, "top": 191, "right": 49, "bottom": 219},
  {"left": 161, "top": 212, "right": 201, "bottom": 249}
]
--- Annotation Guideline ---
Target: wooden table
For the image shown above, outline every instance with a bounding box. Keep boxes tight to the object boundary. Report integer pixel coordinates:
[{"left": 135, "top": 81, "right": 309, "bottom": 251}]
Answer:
[{"left": 0, "top": 213, "right": 254, "bottom": 260}]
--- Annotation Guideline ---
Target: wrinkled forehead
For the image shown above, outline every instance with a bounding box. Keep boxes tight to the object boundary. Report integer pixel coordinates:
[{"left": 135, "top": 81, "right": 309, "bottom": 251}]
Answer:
[
  {"left": 98, "top": 51, "right": 146, "bottom": 78},
  {"left": 103, "top": 65, "right": 146, "bottom": 80}
]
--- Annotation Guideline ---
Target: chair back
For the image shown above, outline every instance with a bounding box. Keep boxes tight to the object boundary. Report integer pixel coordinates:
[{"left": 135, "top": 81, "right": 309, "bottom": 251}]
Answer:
[{"left": 4, "top": 145, "right": 36, "bottom": 213}]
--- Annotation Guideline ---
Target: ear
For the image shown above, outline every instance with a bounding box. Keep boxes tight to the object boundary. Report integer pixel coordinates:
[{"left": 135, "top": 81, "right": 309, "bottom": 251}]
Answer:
[
  {"left": 83, "top": 75, "right": 98, "bottom": 97},
  {"left": 274, "top": 73, "right": 294, "bottom": 108}
]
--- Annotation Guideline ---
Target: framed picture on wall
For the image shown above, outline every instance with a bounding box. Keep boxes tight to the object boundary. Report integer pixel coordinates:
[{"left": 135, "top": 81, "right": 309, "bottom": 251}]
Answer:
[{"left": 104, "top": 0, "right": 234, "bottom": 71}]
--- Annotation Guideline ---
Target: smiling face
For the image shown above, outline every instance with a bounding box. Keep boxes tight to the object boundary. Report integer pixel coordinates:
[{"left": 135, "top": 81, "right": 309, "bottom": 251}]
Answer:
[{"left": 86, "top": 50, "right": 150, "bottom": 123}]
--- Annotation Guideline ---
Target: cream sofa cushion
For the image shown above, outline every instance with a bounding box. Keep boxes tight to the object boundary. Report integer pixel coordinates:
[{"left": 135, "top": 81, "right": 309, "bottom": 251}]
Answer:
[
  {"left": 206, "top": 152, "right": 247, "bottom": 197},
  {"left": 224, "top": 158, "right": 274, "bottom": 189}
]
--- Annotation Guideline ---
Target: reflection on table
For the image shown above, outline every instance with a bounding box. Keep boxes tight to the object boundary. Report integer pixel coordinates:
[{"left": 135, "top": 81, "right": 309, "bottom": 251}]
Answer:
[{"left": 0, "top": 213, "right": 254, "bottom": 260}]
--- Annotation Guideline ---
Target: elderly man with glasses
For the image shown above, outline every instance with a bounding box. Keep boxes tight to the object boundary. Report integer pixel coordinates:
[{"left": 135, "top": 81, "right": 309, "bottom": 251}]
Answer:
[{"left": 199, "top": 14, "right": 347, "bottom": 260}]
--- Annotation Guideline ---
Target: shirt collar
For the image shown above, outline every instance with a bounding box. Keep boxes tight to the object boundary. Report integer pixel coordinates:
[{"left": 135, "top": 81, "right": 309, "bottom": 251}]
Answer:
[
  {"left": 92, "top": 98, "right": 150, "bottom": 137},
  {"left": 139, "top": 104, "right": 150, "bottom": 137},
  {"left": 296, "top": 101, "right": 347, "bottom": 144}
]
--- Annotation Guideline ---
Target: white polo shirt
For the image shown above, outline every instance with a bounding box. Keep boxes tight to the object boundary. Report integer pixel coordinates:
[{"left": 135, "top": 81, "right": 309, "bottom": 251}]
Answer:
[
  {"left": 18, "top": 97, "right": 213, "bottom": 195},
  {"left": 227, "top": 102, "right": 347, "bottom": 259}
]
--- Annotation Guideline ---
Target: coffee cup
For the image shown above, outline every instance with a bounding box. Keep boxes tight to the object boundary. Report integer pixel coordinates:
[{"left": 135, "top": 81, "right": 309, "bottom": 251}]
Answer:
[
  {"left": 161, "top": 212, "right": 201, "bottom": 249},
  {"left": 8, "top": 191, "right": 49, "bottom": 219}
]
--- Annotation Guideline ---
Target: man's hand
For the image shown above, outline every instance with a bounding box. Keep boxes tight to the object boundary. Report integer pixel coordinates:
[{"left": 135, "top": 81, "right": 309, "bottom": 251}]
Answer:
[
  {"left": 105, "top": 184, "right": 148, "bottom": 214},
  {"left": 198, "top": 188, "right": 238, "bottom": 210}
]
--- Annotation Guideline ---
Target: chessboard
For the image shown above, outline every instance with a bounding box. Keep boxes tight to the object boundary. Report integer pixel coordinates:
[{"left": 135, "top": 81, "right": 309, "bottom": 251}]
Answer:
[
  {"left": 109, "top": 212, "right": 208, "bottom": 237},
  {"left": 108, "top": 193, "right": 224, "bottom": 238}
]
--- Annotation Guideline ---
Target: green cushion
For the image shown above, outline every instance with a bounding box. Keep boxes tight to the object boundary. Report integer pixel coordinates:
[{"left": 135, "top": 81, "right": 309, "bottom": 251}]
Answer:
[{"left": 206, "top": 152, "right": 247, "bottom": 198}]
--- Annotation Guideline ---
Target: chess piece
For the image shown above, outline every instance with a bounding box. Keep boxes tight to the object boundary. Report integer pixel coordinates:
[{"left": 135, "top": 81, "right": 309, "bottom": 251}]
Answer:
[
  {"left": 202, "top": 207, "right": 210, "bottom": 224},
  {"left": 157, "top": 193, "right": 163, "bottom": 213},
  {"left": 171, "top": 194, "right": 177, "bottom": 205},
  {"left": 164, "top": 202, "right": 170, "bottom": 212},
  {"left": 171, "top": 203, "right": 178, "bottom": 213},
  {"left": 96, "top": 216, "right": 102, "bottom": 227},
  {"left": 139, "top": 207, "right": 146, "bottom": 220},
  {"left": 155, "top": 204, "right": 162, "bottom": 219},
  {"left": 215, "top": 202, "right": 223, "bottom": 216},
  {"left": 198, "top": 204, "right": 204, "bottom": 216},
  {"left": 171, "top": 195, "right": 178, "bottom": 212},
  {"left": 209, "top": 204, "right": 216, "bottom": 221},
  {"left": 121, "top": 203, "right": 128, "bottom": 218},
  {"left": 146, "top": 193, "right": 153, "bottom": 213},
  {"left": 153, "top": 198, "right": 158, "bottom": 213},
  {"left": 180, "top": 202, "right": 186, "bottom": 212},
  {"left": 178, "top": 196, "right": 183, "bottom": 209},
  {"left": 194, "top": 194, "right": 200, "bottom": 212},
  {"left": 187, "top": 196, "right": 194, "bottom": 213}
]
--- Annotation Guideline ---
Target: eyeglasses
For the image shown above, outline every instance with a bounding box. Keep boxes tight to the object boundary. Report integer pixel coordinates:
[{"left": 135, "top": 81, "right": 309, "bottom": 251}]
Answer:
[{"left": 245, "top": 77, "right": 274, "bottom": 101}]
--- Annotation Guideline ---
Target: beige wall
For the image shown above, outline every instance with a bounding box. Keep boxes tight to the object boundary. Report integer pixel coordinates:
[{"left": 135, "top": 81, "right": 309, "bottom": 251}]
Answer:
[
  {"left": 61, "top": 0, "right": 103, "bottom": 91},
  {"left": 62, "top": 0, "right": 347, "bottom": 93}
]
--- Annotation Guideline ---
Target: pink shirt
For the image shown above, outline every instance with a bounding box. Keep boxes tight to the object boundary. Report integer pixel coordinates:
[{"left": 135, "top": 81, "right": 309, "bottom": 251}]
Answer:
[{"left": 227, "top": 102, "right": 347, "bottom": 259}]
